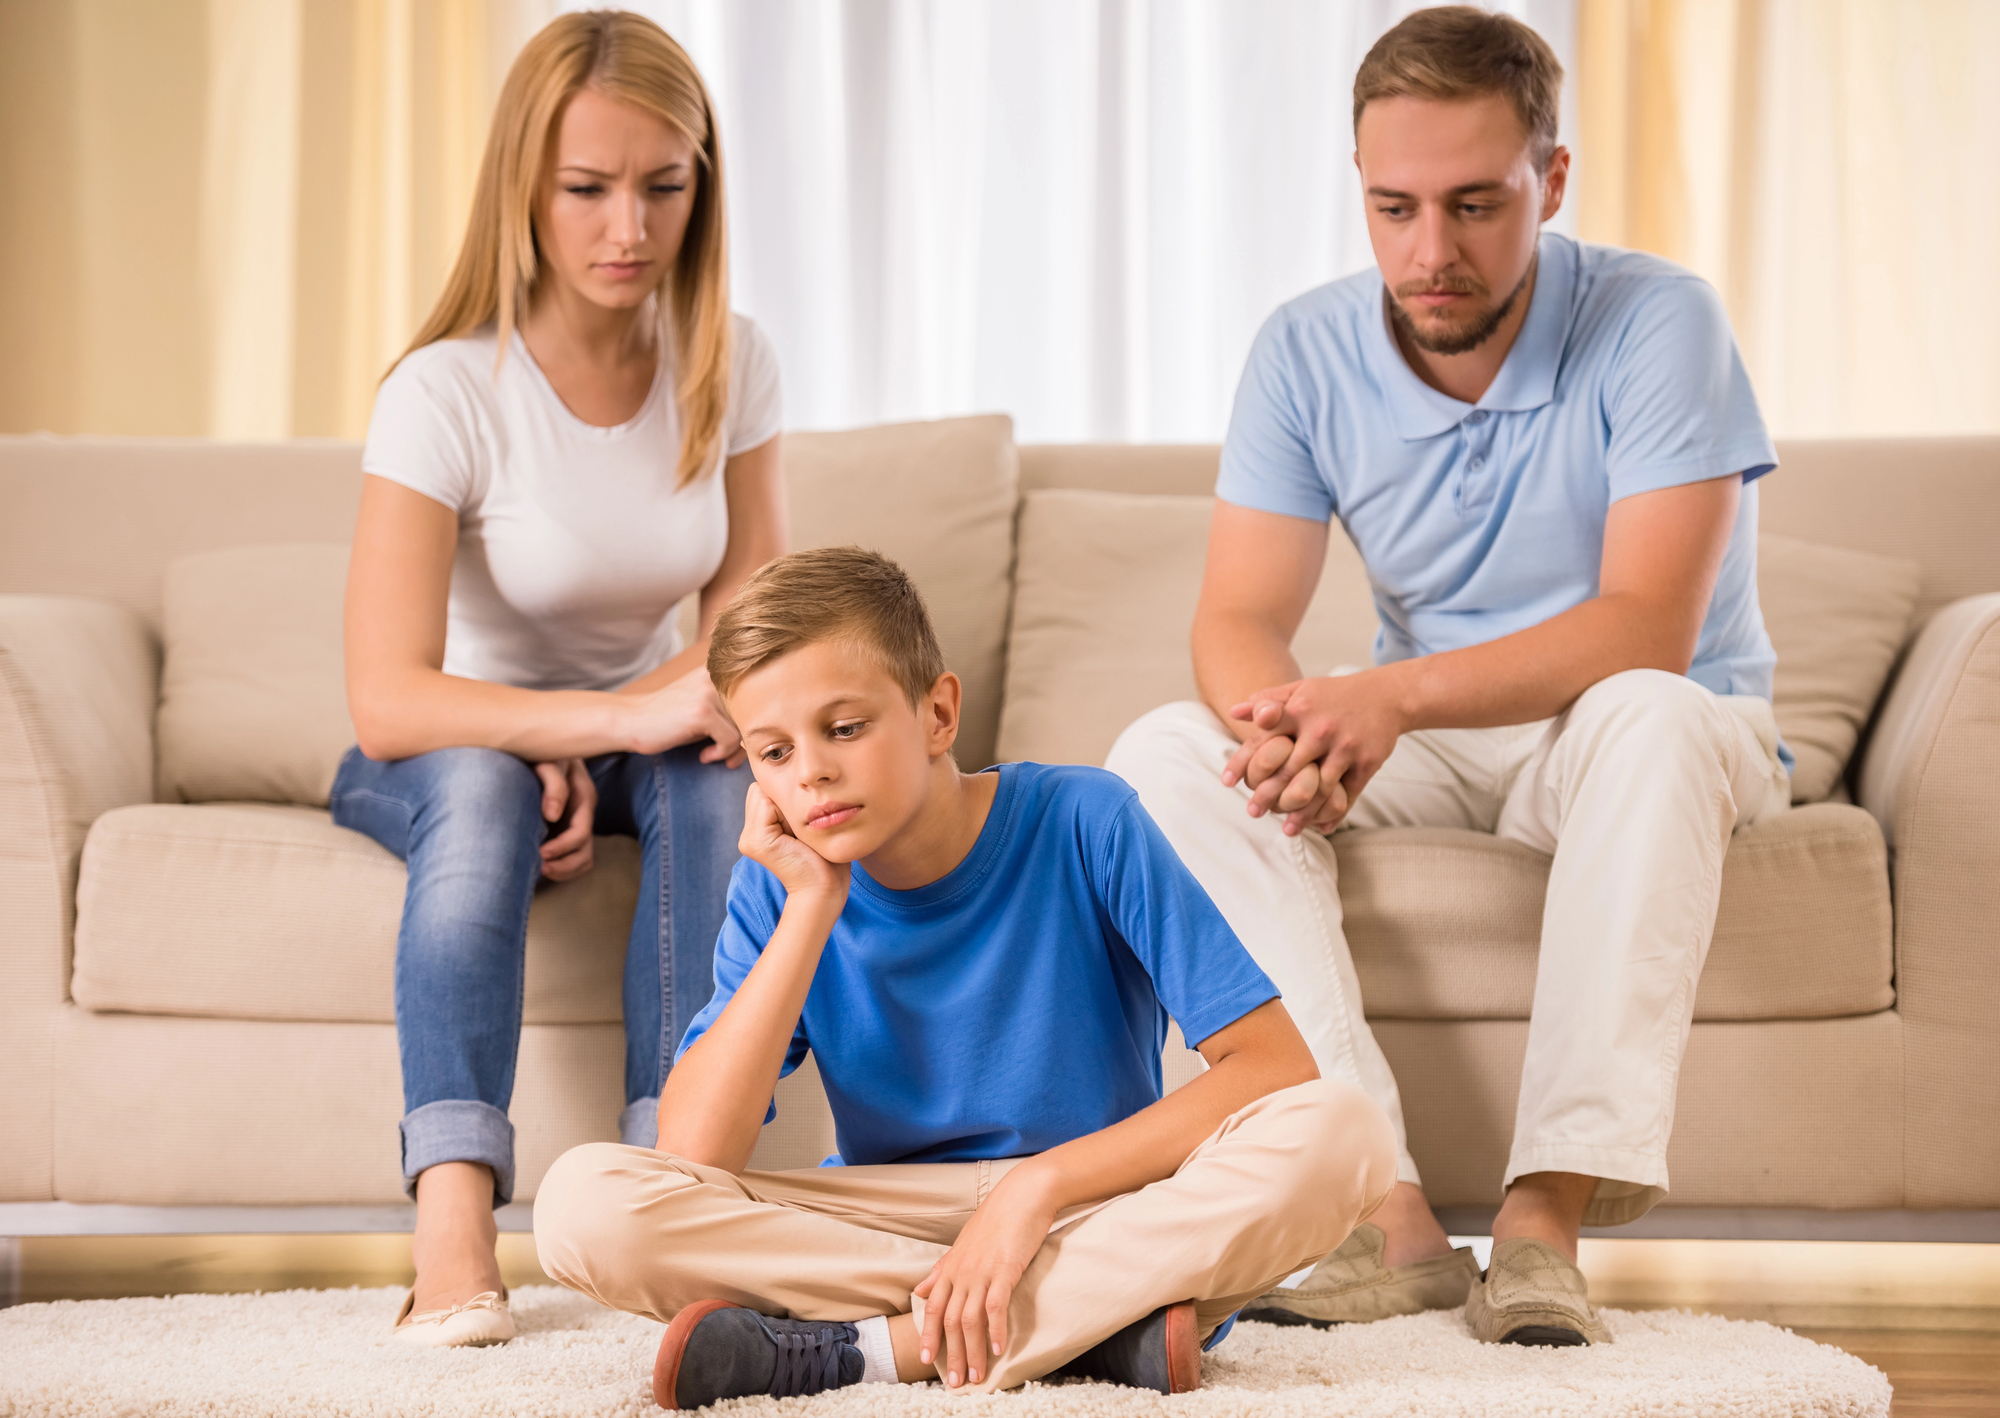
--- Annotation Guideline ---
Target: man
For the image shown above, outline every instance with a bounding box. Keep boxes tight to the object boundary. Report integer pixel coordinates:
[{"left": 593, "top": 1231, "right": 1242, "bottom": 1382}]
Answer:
[{"left": 1107, "top": 5, "right": 1790, "bottom": 1347}]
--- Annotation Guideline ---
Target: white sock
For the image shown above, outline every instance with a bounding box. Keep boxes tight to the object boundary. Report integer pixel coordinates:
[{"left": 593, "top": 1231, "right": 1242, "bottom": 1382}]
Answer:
[{"left": 853, "top": 1314, "right": 897, "bottom": 1385}]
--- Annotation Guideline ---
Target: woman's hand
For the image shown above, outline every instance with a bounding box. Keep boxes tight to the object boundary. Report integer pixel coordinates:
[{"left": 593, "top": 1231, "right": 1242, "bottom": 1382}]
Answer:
[
  {"left": 738, "top": 782, "right": 849, "bottom": 906},
  {"left": 534, "top": 758, "right": 596, "bottom": 880},
  {"left": 627, "top": 667, "right": 746, "bottom": 764},
  {"left": 913, "top": 1166, "right": 1058, "bottom": 1388}
]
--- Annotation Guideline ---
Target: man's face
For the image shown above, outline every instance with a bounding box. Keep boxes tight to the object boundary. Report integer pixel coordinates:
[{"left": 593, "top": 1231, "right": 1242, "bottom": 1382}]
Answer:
[
  {"left": 725, "top": 639, "right": 953, "bottom": 866},
  {"left": 1355, "top": 92, "right": 1567, "bottom": 356}
]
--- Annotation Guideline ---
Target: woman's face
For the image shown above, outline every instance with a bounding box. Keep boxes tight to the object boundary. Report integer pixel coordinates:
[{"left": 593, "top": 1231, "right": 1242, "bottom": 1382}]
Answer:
[{"left": 537, "top": 87, "right": 698, "bottom": 312}]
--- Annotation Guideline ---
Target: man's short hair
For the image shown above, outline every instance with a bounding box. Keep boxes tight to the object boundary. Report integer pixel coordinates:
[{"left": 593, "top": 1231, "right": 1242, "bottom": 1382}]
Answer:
[
  {"left": 1353, "top": 6, "right": 1564, "bottom": 170},
  {"left": 709, "top": 546, "right": 947, "bottom": 706}
]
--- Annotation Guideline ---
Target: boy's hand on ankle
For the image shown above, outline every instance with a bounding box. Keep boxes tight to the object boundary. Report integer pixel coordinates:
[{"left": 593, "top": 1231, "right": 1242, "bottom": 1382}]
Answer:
[
  {"left": 913, "top": 1165, "right": 1059, "bottom": 1389},
  {"left": 738, "top": 782, "right": 849, "bottom": 906}
]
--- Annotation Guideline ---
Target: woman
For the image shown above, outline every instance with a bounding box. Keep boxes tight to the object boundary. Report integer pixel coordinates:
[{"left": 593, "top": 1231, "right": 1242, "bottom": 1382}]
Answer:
[{"left": 333, "top": 11, "right": 784, "bottom": 1348}]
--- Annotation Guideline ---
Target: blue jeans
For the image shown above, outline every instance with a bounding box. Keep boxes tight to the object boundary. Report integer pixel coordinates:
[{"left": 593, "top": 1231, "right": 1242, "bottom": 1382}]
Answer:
[{"left": 330, "top": 744, "right": 749, "bottom": 1205}]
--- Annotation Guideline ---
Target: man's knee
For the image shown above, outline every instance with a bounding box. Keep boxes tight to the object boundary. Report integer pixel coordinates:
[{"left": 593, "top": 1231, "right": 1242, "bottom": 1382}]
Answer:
[
  {"left": 1105, "top": 701, "right": 1231, "bottom": 787},
  {"left": 1572, "top": 669, "right": 1731, "bottom": 755}
]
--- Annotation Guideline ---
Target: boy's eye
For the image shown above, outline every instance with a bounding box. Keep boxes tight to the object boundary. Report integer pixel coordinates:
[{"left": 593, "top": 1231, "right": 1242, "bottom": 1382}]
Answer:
[
  {"left": 760, "top": 745, "right": 791, "bottom": 764},
  {"left": 829, "top": 722, "right": 861, "bottom": 740}
]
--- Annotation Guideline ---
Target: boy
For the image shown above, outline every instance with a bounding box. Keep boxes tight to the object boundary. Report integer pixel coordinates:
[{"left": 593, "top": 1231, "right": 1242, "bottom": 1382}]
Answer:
[{"left": 535, "top": 548, "right": 1396, "bottom": 1407}]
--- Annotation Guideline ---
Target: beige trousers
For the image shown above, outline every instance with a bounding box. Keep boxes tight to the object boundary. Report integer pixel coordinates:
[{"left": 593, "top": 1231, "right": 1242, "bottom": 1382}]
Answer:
[
  {"left": 1105, "top": 669, "right": 1791, "bottom": 1226},
  {"left": 534, "top": 1079, "right": 1396, "bottom": 1393}
]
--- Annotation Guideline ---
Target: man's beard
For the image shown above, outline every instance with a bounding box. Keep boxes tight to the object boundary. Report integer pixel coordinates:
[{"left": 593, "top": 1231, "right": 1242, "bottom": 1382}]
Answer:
[{"left": 1388, "top": 259, "right": 1535, "bottom": 356}]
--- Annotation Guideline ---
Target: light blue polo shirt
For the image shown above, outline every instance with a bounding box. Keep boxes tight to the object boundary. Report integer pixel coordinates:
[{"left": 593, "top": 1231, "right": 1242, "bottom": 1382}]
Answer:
[{"left": 1218, "top": 232, "right": 1783, "bottom": 728}]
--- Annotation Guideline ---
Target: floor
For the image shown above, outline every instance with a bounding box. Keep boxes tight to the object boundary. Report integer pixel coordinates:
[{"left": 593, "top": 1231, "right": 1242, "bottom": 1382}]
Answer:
[{"left": 8, "top": 1236, "right": 1998, "bottom": 1415}]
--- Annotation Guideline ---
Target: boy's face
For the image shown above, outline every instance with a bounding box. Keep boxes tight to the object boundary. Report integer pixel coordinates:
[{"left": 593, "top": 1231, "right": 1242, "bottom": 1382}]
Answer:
[{"left": 724, "top": 639, "right": 957, "bottom": 865}]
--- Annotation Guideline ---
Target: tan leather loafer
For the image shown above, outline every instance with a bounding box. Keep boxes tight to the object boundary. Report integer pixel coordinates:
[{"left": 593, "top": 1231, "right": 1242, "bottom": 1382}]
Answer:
[
  {"left": 1464, "top": 1238, "right": 1612, "bottom": 1345},
  {"left": 1241, "top": 1223, "right": 1480, "bottom": 1327},
  {"left": 391, "top": 1287, "right": 517, "bottom": 1348}
]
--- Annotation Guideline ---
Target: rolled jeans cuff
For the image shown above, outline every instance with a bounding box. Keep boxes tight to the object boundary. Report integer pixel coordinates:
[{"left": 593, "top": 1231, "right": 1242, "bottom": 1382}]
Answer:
[
  {"left": 619, "top": 1097, "right": 660, "bottom": 1149},
  {"left": 401, "top": 1099, "right": 516, "bottom": 1207}
]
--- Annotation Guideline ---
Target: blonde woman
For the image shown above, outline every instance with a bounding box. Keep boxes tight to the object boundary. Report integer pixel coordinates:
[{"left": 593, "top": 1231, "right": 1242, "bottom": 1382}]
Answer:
[{"left": 333, "top": 12, "right": 784, "bottom": 1347}]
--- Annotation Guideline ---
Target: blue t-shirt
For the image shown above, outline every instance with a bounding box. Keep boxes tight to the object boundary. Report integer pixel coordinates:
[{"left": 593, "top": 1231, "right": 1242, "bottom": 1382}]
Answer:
[
  {"left": 675, "top": 762, "right": 1280, "bottom": 1168},
  {"left": 1218, "top": 233, "right": 1785, "bottom": 745}
]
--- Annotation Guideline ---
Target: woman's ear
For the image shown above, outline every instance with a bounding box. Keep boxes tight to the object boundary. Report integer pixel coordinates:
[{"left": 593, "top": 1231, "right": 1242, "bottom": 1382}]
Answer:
[{"left": 925, "top": 671, "right": 963, "bottom": 757}]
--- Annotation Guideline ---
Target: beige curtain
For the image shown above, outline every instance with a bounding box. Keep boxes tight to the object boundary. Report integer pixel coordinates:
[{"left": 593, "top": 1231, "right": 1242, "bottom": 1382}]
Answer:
[
  {"left": 1578, "top": 0, "right": 2000, "bottom": 437},
  {"left": 0, "top": 0, "right": 550, "bottom": 441}
]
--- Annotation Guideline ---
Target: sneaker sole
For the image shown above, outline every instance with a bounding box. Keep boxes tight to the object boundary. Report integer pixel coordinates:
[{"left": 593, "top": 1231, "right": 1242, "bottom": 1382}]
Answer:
[
  {"left": 654, "top": 1299, "right": 741, "bottom": 1410},
  {"left": 1502, "top": 1325, "right": 1588, "bottom": 1347},
  {"left": 1163, "top": 1300, "right": 1201, "bottom": 1394}
]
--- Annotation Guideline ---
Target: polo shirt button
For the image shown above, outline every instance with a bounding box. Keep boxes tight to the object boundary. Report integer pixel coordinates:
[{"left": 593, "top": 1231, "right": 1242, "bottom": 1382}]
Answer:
[
  {"left": 1466, "top": 410, "right": 1489, "bottom": 424},
  {"left": 1469, "top": 456, "right": 1485, "bottom": 470}
]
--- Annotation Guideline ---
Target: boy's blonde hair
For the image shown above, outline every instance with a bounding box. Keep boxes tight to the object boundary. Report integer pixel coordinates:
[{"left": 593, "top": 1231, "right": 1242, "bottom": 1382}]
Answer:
[{"left": 709, "top": 547, "right": 947, "bottom": 706}]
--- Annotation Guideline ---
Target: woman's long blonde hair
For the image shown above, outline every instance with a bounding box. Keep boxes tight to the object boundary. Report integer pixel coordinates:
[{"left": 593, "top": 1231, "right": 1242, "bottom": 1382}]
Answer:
[{"left": 399, "top": 11, "right": 731, "bottom": 487}]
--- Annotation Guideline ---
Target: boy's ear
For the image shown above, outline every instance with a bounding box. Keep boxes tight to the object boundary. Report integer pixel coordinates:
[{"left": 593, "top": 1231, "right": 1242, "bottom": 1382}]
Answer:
[{"left": 924, "top": 671, "right": 962, "bottom": 756}]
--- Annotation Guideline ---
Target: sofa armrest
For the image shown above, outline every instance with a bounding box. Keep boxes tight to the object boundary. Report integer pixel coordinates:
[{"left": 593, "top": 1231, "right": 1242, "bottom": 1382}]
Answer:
[
  {"left": 0, "top": 595, "right": 157, "bottom": 1201},
  {"left": 1855, "top": 592, "right": 2000, "bottom": 1206}
]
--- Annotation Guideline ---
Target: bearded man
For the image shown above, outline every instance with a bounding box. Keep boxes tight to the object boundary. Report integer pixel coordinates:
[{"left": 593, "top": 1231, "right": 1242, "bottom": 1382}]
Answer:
[{"left": 1108, "top": 5, "right": 1790, "bottom": 1347}]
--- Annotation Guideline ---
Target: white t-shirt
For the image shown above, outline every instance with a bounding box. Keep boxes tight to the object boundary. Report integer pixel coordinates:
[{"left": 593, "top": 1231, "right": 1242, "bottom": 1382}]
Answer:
[{"left": 362, "top": 314, "right": 782, "bottom": 692}]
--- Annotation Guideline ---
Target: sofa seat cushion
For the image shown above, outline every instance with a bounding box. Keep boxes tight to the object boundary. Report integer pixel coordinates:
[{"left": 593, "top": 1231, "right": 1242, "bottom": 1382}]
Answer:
[
  {"left": 71, "top": 803, "right": 635, "bottom": 1024},
  {"left": 1342, "top": 803, "right": 1893, "bottom": 1021},
  {"left": 71, "top": 800, "right": 1890, "bottom": 1028}
]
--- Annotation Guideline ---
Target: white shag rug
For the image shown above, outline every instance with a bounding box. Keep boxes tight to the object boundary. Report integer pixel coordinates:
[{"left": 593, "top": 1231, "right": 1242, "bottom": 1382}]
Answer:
[{"left": 0, "top": 1284, "right": 1890, "bottom": 1418}]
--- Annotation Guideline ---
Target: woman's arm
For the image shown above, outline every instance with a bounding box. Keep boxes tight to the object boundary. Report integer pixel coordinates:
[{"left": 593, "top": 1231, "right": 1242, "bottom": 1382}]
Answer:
[
  {"left": 615, "top": 434, "right": 790, "bottom": 697},
  {"left": 343, "top": 476, "right": 735, "bottom": 761}
]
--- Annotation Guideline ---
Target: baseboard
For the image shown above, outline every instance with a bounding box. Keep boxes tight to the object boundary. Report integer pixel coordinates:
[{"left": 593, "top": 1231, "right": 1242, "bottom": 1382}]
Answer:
[
  {"left": 1434, "top": 1206, "right": 2000, "bottom": 1242},
  {"left": 0, "top": 1202, "right": 534, "bottom": 1236},
  {"left": 5, "top": 1201, "right": 1996, "bottom": 1242}
]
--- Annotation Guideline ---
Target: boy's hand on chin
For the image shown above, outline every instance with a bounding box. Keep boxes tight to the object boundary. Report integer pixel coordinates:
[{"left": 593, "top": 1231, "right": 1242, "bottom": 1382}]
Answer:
[
  {"left": 913, "top": 1168, "right": 1058, "bottom": 1388},
  {"left": 740, "top": 782, "right": 849, "bottom": 904}
]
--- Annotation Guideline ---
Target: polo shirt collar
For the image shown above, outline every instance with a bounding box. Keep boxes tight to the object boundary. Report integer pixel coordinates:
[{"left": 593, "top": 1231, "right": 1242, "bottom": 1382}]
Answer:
[{"left": 1370, "top": 231, "right": 1577, "bottom": 442}]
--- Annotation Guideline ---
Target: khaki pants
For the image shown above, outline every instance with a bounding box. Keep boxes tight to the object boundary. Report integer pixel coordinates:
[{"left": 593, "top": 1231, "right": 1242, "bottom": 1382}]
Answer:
[
  {"left": 1105, "top": 669, "right": 1791, "bottom": 1227},
  {"left": 534, "top": 1079, "right": 1396, "bottom": 1393}
]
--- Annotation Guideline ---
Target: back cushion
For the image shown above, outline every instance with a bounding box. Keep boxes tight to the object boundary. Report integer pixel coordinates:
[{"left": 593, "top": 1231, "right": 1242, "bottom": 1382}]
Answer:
[
  {"left": 1759, "top": 533, "right": 1921, "bottom": 803},
  {"left": 155, "top": 415, "right": 1021, "bottom": 804},
  {"left": 783, "top": 415, "right": 1019, "bottom": 770},
  {"left": 157, "top": 543, "right": 353, "bottom": 805},
  {"left": 997, "top": 490, "right": 1376, "bottom": 767},
  {"left": 997, "top": 492, "right": 1923, "bottom": 801}
]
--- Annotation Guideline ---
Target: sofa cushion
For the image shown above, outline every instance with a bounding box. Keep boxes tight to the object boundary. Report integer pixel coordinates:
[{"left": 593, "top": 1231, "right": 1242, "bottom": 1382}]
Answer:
[
  {"left": 997, "top": 488, "right": 1922, "bottom": 803},
  {"left": 71, "top": 803, "right": 633, "bottom": 1024},
  {"left": 157, "top": 543, "right": 354, "bottom": 806},
  {"left": 997, "top": 489, "right": 1378, "bottom": 768},
  {"left": 1342, "top": 804, "right": 1893, "bottom": 1021},
  {"left": 1758, "top": 532, "right": 1921, "bottom": 802},
  {"left": 151, "top": 417, "right": 1020, "bottom": 808},
  {"left": 69, "top": 800, "right": 1888, "bottom": 1027},
  {"left": 783, "top": 415, "right": 1019, "bottom": 770}
]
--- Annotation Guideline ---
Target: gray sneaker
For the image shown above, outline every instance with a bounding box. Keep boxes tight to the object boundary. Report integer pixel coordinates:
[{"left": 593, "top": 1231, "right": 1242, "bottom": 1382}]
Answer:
[
  {"left": 1055, "top": 1299, "right": 1201, "bottom": 1394},
  {"left": 1463, "top": 1238, "right": 1613, "bottom": 1346},
  {"left": 1242, "top": 1224, "right": 1480, "bottom": 1327},
  {"left": 652, "top": 1300, "right": 865, "bottom": 1409}
]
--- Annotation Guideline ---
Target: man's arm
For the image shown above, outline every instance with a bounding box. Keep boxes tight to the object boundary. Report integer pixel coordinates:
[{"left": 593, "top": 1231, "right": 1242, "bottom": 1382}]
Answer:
[
  {"left": 1203, "top": 475, "right": 1743, "bottom": 834},
  {"left": 914, "top": 998, "right": 1316, "bottom": 1386},
  {"left": 654, "top": 783, "right": 848, "bottom": 1171}
]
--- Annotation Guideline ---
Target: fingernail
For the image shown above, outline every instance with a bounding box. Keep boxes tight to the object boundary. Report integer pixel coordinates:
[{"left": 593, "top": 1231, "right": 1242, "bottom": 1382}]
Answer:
[
  {"left": 920, "top": 1349, "right": 930, "bottom": 1363},
  {"left": 948, "top": 1371, "right": 959, "bottom": 1387},
  {"left": 992, "top": 1342, "right": 1001, "bottom": 1356},
  {"left": 969, "top": 1369, "right": 981, "bottom": 1382}
]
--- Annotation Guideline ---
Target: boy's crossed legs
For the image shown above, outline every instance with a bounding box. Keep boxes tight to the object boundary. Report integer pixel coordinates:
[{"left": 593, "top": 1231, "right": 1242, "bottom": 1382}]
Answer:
[{"left": 536, "top": 1078, "right": 1395, "bottom": 1395}]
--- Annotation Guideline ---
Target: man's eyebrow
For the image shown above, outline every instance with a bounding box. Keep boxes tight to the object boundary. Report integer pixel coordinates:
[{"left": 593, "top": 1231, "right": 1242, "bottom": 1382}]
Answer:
[{"left": 1367, "top": 180, "right": 1507, "bottom": 200}]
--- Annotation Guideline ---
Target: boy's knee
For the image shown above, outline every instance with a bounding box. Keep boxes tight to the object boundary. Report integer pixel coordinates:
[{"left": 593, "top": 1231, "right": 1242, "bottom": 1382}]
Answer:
[
  {"left": 532, "top": 1142, "right": 644, "bottom": 1288},
  {"left": 1260, "top": 1079, "right": 1399, "bottom": 1209}
]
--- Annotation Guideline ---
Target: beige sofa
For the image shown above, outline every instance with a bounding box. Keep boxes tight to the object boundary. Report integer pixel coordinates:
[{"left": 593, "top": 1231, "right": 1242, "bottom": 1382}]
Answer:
[{"left": 3, "top": 421, "right": 1997, "bottom": 1240}]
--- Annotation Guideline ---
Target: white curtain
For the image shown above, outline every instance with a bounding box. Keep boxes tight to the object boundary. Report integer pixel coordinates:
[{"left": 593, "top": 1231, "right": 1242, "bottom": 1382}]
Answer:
[{"left": 598, "top": 1, "right": 1578, "bottom": 442}]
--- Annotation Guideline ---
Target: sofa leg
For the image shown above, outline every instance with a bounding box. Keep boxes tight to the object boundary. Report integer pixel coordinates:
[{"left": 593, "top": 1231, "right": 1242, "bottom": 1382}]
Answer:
[{"left": 0, "top": 1237, "right": 18, "bottom": 1308}]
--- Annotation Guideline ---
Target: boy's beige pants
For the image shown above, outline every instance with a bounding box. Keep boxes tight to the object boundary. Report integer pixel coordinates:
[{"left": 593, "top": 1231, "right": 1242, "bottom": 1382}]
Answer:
[{"left": 534, "top": 1079, "right": 1396, "bottom": 1394}]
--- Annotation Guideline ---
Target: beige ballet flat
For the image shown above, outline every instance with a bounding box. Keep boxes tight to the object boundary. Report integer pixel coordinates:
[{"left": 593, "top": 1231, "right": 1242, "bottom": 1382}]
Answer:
[{"left": 391, "top": 1287, "right": 517, "bottom": 1348}]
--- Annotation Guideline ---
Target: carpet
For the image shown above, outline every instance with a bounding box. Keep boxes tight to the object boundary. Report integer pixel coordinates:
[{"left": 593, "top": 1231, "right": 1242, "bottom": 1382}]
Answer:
[{"left": 0, "top": 1285, "right": 1891, "bottom": 1417}]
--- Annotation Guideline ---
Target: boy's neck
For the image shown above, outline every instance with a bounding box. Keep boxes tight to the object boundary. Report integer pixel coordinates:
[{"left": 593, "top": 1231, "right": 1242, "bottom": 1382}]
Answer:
[{"left": 859, "top": 759, "right": 1000, "bottom": 893}]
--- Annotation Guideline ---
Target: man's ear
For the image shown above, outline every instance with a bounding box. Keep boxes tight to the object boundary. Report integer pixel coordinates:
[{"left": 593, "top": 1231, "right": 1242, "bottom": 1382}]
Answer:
[
  {"left": 924, "top": 671, "right": 963, "bottom": 758},
  {"left": 1540, "top": 144, "right": 1570, "bottom": 223}
]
